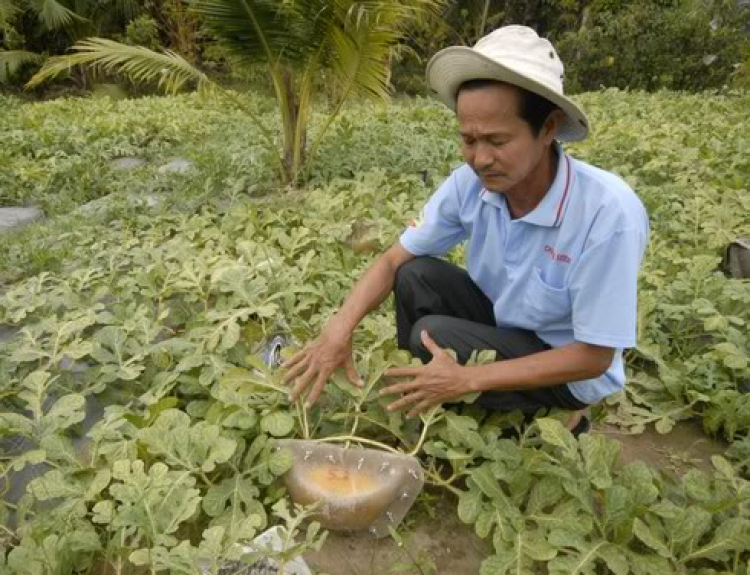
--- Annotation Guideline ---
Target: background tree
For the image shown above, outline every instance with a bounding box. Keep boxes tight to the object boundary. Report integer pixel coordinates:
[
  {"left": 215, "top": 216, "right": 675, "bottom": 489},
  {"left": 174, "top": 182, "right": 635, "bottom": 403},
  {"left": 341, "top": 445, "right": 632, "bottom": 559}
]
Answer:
[
  {"left": 391, "top": 0, "right": 748, "bottom": 95},
  {"left": 0, "top": 0, "right": 141, "bottom": 87},
  {"left": 557, "top": 0, "right": 748, "bottom": 92}
]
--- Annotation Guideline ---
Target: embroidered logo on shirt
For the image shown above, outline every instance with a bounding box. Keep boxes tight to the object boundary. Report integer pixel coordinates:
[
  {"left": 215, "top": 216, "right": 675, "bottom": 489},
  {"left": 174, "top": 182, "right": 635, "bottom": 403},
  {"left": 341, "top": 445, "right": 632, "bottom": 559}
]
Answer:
[{"left": 544, "top": 244, "right": 572, "bottom": 264}]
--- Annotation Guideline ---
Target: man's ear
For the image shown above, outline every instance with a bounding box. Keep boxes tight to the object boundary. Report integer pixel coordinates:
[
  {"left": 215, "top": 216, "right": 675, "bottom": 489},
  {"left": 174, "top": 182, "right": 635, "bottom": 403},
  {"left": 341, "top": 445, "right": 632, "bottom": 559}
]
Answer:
[{"left": 541, "top": 109, "right": 565, "bottom": 144}]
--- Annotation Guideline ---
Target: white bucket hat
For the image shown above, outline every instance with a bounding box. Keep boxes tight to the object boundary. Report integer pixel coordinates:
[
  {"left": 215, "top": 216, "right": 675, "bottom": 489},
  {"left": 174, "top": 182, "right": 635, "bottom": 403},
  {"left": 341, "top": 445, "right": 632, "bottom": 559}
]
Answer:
[{"left": 427, "top": 25, "right": 590, "bottom": 141}]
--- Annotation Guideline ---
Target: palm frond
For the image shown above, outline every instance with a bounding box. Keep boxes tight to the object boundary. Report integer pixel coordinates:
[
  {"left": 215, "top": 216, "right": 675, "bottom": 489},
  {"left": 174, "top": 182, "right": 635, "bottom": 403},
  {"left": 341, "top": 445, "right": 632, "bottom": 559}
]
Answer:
[
  {"left": 329, "top": 0, "right": 428, "bottom": 101},
  {"left": 0, "top": 50, "right": 46, "bottom": 83},
  {"left": 190, "top": 0, "right": 315, "bottom": 66},
  {"left": 303, "top": 0, "right": 440, "bottom": 177},
  {"left": 27, "top": 0, "right": 86, "bottom": 30},
  {"left": 25, "top": 38, "right": 214, "bottom": 93},
  {"left": 0, "top": 0, "right": 20, "bottom": 27}
]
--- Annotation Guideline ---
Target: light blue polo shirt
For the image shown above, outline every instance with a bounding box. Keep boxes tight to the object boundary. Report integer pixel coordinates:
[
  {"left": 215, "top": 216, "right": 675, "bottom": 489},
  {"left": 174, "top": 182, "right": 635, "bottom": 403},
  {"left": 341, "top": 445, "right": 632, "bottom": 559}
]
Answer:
[{"left": 399, "top": 144, "right": 649, "bottom": 404}]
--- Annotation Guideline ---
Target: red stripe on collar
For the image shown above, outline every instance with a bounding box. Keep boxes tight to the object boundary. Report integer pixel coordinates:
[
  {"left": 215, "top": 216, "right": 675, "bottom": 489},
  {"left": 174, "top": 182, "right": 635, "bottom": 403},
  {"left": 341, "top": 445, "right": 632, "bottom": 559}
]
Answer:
[{"left": 553, "top": 155, "right": 572, "bottom": 227}]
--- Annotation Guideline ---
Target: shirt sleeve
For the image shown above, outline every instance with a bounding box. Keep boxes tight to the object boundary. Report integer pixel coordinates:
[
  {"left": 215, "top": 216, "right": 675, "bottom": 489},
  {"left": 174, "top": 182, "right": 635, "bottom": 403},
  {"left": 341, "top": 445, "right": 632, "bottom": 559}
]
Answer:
[
  {"left": 568, "top": 227, "right": 649, "bottom": 348},
  {"left": 399, "top": 170, "right": 467, "bottom": 256}
]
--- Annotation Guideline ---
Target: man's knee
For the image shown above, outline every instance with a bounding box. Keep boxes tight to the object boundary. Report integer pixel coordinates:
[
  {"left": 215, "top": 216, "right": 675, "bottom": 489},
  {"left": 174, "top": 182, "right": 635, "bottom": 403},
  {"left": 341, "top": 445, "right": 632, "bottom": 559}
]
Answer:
[
  {"left": 409, "top": 315, "right": 450, "bottom": 360},
  {"left": 394, "top": 256, "right": 444, "bottom": 293}
]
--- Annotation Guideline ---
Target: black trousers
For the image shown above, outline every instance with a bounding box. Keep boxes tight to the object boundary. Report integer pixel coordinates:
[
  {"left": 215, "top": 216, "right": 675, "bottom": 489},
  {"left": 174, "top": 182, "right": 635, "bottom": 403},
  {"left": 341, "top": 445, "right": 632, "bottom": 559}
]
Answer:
[{"left": 393, "top": 257, "right": 587, "bottom": 413}]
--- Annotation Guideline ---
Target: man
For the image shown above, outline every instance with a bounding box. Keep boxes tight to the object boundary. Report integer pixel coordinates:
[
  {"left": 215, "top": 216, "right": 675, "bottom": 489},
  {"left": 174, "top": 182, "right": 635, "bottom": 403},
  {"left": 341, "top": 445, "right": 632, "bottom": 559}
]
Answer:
[{"left": 282, "top": 26, "right": 649, "bottom": 435}]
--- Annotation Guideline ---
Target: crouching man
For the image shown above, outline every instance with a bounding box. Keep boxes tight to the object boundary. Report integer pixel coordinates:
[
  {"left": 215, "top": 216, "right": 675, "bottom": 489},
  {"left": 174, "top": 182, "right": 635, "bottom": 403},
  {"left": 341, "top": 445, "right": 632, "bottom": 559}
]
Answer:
[{"left": 283, "top": 26, "right": 649, "bottom": 436}]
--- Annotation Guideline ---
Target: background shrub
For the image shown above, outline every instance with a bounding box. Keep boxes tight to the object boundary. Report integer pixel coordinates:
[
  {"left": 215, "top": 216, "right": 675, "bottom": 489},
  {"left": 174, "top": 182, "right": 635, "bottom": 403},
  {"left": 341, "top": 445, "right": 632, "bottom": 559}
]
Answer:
[{"left": 557, "top": 0, "right": 748, "bottom": 92}]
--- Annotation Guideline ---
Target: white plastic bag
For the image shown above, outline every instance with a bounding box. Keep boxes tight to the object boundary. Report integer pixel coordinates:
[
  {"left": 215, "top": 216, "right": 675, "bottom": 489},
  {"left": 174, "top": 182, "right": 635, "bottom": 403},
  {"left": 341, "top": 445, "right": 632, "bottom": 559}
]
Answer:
[{"left": 277, "top": 440, "right": 424, "bottom": 538}]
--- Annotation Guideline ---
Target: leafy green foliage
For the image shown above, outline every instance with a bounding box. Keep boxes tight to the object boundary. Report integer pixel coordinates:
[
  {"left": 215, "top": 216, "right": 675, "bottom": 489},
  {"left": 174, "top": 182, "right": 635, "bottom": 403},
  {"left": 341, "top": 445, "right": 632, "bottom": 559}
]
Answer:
[
  {"left": 454, "top": 419, "right": 750, "bottom": 574},
  {"left": 0, "top": 89, "right": 748, "bottom": 571}
]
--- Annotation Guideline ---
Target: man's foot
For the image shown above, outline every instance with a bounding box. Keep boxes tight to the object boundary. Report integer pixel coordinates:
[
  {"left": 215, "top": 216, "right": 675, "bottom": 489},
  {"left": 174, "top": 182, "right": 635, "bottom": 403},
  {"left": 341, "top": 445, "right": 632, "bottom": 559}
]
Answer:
[{"left": 565, "top": 408, "right": 590, "bottom": 437}]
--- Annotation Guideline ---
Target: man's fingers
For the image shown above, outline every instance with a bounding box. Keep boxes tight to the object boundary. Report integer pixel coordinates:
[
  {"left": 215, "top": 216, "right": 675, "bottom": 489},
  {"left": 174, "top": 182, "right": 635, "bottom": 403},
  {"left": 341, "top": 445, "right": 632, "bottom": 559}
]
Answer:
[
  {"left": 281, "top": 347, "right": 308, "bottom": 370},
  {"left": 384, "top": 366, "right": 421, "bottom": 379},
  {"left": 345, "top": 357, "right": 364, "bottom": 388},
  {"left": 282, "top": 355, "right": 310, "bottom": 385},
  {"left": 289, "top": 363, "right": 316, "bottom": 402},
  {"left": 420, "top": 330, "right": 443, "bottom": 356},
  {"left": 305, "top": 370, "right": 330, "bottom": 408},
  {"left": 380, "top": 380, "right": 422, "bottom": 397},
  {"left": 387, "top": 392, "right": 424, "bottom": 412}
]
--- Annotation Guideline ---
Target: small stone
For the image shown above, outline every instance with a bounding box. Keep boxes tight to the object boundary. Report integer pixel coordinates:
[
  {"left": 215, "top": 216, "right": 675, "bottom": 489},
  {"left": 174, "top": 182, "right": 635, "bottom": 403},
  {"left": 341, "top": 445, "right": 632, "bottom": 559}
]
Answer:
[
  {"left": 129, "top": 194, "right": 161, "bottom": 209},
  {"left": 158, "top": 159, "right": 193, "bottom": 174},
  {"left": 0, "top": 207, "right": 44, "bottom": 235},
  {"left": 76, "top": 196, "right": 110, "bottom": 216},
  {"left": 143, "top": 194, "right": 160, "bottom": 208},
  {"left": 110, "top": 157, "right": 146, "bottom": 171}
]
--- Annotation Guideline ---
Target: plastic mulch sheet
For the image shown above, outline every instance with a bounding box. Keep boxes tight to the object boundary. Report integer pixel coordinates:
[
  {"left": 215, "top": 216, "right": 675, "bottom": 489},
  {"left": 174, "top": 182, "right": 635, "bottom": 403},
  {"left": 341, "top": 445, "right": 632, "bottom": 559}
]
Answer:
[
  {"left": 724, "top": 238, "right": 750, "bottom": 278},
  {"left": 277, "top": 439, "right": 425, "bottom": 538},
  {"left": 0, "top": 393, "right": 104, "bottom": 528}
]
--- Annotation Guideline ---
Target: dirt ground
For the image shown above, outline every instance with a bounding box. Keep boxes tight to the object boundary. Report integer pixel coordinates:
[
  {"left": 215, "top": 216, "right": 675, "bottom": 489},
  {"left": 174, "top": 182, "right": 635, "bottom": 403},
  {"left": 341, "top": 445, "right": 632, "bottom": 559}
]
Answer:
[
  {"left": 597, "top": 419, "right": 727, "bottom": 477},
  {"left": 304, "top": 419, "right": 728, "bottom": 575},
  {"left": 305, "top": 491, "right": 490, "bottom": 575}
]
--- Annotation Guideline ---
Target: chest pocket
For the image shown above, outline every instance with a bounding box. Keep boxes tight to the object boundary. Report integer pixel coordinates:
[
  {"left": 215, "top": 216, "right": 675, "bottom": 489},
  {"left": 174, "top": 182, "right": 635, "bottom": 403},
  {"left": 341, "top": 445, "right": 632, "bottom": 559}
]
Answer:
[{"left": 522, "top": 267, "right": 572, "bottom": 329}]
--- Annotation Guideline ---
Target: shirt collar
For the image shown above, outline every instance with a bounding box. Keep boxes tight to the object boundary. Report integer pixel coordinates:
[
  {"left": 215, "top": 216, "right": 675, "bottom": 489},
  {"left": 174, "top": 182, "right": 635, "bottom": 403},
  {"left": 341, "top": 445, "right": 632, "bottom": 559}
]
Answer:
[{"left": 480, "top": 142, "right": 574, "bottom": 228}]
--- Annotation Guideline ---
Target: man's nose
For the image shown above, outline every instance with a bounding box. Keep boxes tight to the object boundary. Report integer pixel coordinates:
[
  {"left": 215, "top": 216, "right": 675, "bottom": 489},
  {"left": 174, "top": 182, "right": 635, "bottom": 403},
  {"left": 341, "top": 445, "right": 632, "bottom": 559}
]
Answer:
[{"left": 474, "top": 142, "right": 494, "bottom": 170}]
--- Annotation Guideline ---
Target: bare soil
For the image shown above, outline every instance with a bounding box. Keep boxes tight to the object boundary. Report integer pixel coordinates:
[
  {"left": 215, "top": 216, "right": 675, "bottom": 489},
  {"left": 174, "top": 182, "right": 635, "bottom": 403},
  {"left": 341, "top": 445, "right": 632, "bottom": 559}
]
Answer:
[
  {"left": 597, "top": 418, "right": 727, "bottom": 477},
  {"left": 305, "top": 490, "right": 489, "bottom": 575}
]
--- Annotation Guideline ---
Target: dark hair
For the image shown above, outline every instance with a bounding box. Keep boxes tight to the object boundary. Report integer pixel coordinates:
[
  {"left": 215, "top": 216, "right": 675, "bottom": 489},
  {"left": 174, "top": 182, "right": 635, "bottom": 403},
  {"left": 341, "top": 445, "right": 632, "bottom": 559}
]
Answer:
[{"left": 456, "top": 79, "right": 559, "bottom": 137}]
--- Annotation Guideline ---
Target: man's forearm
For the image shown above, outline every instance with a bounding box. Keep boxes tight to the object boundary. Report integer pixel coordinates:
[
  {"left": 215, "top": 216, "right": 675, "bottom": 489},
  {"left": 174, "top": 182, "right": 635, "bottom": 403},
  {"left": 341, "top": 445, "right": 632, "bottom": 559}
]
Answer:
[{"left": 465, "top": 342, "right": 614, "bottom": 394}]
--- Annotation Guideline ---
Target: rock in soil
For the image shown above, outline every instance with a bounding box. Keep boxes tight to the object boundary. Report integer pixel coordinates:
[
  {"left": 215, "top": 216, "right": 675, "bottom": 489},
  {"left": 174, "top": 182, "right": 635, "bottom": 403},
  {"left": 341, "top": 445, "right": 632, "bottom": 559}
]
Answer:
[{"left": 0, "top": 207, "right": 44, "bottom": 235}]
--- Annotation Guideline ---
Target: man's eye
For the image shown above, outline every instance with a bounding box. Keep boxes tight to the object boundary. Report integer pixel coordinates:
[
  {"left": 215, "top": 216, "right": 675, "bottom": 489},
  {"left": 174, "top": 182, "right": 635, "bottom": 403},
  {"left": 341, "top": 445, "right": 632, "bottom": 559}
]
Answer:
[
  {"left": 461, "top": 138, "right": 475, "bottom": 146},
  {"left": 490, "top": 140, "right": 507, "bottom": 147}
]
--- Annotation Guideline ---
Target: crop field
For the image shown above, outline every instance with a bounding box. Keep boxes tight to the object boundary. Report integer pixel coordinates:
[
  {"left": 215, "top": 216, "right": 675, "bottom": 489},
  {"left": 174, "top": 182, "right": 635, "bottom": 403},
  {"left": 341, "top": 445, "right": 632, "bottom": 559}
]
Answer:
[{"left": 0, "top": 89, "right": 749, "bottom": 574}]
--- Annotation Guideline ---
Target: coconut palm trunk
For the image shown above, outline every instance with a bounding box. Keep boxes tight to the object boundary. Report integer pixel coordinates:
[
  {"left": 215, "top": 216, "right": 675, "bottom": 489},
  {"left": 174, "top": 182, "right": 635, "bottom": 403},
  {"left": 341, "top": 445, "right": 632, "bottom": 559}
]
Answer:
[{"left": 280, "top": 68, "right": 307, "bottom": 186}]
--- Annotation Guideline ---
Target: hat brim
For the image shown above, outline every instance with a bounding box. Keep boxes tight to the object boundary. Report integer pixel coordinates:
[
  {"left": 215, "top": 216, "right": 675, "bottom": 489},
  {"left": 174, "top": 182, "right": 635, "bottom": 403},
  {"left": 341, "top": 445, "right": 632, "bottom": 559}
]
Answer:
[{"left": 427, "top": 47, "right": 590, "bottom": 142}]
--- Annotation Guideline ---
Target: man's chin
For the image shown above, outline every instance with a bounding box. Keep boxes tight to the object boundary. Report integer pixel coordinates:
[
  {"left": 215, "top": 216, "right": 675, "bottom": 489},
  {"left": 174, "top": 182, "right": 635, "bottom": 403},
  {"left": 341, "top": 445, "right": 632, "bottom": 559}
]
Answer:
[{"left": 481, "top": 177, "right": 507, "bottom": 192}]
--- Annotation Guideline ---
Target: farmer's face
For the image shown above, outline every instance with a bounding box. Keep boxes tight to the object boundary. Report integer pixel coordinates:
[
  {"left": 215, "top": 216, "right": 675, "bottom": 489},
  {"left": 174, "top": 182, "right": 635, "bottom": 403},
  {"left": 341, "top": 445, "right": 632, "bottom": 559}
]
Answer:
[{"left": 456, "top": 83, "right": 554, "bottom": 193}]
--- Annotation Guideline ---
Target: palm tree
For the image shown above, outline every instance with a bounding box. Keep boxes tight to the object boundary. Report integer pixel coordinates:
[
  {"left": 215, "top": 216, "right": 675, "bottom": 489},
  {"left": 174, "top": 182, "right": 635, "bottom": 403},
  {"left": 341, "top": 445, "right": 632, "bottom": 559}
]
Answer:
[{"left": 27, "top": 0, "right": 441, "bottom": 187}]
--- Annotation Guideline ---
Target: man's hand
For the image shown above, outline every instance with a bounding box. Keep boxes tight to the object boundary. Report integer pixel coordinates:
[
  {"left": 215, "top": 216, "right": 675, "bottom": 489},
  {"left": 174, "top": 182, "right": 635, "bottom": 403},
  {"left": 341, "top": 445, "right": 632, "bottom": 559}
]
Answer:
[
  {"left": 282, "top": 324, "right": 363, "bottom": 407},
  {"left": 380, "top": 330, "right": 470, "bottom": 417}
]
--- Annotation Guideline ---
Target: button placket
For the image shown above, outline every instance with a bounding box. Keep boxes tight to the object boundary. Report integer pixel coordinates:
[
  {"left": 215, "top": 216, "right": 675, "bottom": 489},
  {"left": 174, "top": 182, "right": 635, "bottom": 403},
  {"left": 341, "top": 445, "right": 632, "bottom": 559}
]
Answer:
[{"left": 503, "top": 220, "right": 526, "bottom": 266}]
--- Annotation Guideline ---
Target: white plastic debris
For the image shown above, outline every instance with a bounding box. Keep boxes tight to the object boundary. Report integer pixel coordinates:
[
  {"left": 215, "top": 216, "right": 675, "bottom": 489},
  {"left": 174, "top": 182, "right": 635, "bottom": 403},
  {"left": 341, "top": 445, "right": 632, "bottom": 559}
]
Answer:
[
  {"left": 110, "top": 157, "right": 147, "bottom": 171},
  {"left": 199, "top": 527, "right": 311, "bottom": 575},
  {"left": 702, "top": 54, "right": 718, "bottom": 66}
]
